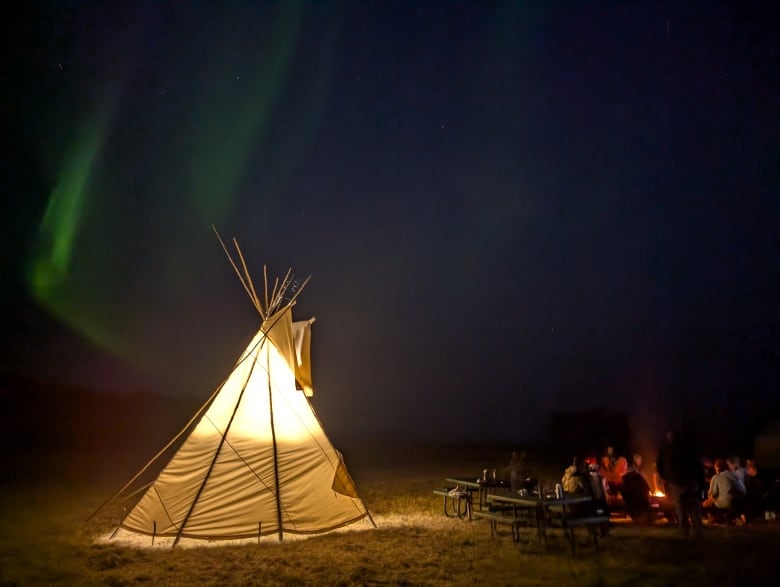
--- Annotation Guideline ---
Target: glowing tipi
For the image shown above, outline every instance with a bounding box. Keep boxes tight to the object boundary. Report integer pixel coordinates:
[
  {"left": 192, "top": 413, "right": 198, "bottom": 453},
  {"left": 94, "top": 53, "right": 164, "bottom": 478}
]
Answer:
[{"left": 97, "top": 233, "right": 373, "bottom": 545}]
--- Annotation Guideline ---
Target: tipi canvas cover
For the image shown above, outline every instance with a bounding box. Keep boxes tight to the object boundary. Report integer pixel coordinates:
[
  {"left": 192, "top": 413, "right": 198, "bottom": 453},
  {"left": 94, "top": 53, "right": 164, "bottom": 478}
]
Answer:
[{"left": 116, "top": 300, "right": 371, "bottom": 544}]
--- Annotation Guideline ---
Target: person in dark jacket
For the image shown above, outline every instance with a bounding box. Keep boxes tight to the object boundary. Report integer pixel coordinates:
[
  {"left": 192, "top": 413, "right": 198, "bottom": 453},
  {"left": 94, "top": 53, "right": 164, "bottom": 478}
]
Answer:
[
  {"left": 744, "top": 459, "right": 773, "bottom": 521},
  {"left": 656, "top": 427, "right": 704, "bottom": 538},
  {"left": 621, "top": 469, "right": 654, "bottom": 523}
]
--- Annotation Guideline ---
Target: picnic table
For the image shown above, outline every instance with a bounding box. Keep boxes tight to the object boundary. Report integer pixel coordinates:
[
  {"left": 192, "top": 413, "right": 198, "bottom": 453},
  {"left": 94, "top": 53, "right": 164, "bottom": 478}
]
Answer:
[
  {"left": 483, "top": 493, "right": 609, "bottom": 554},
  {"left": 447, "top": 477, "right": 514, "bottom": 510},
  {"left": 433, "top": 477, "right": 514, "bottom": 519}
]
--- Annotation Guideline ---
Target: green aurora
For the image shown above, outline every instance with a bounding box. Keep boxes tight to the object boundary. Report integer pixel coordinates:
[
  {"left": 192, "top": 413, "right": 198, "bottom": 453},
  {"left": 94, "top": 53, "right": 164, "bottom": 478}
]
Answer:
[{"left": 27, "top": 3, "right": 339, "bottom": 383}]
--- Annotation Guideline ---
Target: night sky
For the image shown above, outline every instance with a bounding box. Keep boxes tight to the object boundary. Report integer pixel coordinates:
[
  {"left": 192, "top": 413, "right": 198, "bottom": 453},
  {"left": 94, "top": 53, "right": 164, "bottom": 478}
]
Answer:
[{"left": 2, "top": 1, "right": 778, "bottom": 447}]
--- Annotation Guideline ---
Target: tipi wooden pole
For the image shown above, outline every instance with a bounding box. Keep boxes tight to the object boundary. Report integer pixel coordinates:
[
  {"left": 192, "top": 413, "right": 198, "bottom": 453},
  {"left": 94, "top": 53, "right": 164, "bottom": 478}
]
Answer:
[
  {"left": 172, "top": 355, "right": 260, "bottom": 547},
  {"left": 212, "top": 226, "right": 264, "bottom": 318},
  {"left": 85, "top": 381, "right": 226, "bottom": 524},
  {"left": 263, "top": 266, "right": 269, "bottom": 315},
  {"left": 109, "top": 507, "right": 127, "bottom": 539},
  {"left": 233, "top": 238, "right": 262, "bottom": 313},
  {"left": 267, "top": 343, "right": 284, "bottom": 542}
]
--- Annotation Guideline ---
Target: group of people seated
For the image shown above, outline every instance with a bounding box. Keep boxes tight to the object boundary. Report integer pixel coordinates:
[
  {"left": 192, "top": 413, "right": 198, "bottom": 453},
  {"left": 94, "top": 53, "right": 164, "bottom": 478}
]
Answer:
[
  {"left": 508, "top": 437, "right": 778, "bottom": 535},
  {"left": 559, "top": 444, "right": 777, "bottom": 528},
  {"left": 561, "top": 447, "right": 665, "bottom": 524},
  {"left": 700, "top": 455, "right": 776, "bottom": 525},
  {"left": 561, "top": 447, "right": 777, "bottom": 525}
]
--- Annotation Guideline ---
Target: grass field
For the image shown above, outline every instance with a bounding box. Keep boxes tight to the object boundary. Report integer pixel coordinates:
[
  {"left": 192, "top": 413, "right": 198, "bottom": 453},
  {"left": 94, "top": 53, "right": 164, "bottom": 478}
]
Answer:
[{"left": 1, "top": 440, "right": 779, "bottom": 587}]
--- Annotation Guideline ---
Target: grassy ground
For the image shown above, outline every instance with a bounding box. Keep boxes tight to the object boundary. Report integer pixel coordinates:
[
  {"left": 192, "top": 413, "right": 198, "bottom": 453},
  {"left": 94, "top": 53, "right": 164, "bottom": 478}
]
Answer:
[{"left": 1, "top": 444, "right": 779, "bottom": 586}]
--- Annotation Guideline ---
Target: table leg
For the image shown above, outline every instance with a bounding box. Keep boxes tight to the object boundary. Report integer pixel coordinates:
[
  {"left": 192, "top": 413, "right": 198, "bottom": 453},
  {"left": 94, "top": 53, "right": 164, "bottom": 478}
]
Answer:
[
  {"left": 536, "top": 504, "right": 548, "bottom": 547},
  {"left": 444, "top": 495, "right": 460, "bottom": 517},
  {"left": 458, "top": 494, "right": 471, "bottom": 519}
]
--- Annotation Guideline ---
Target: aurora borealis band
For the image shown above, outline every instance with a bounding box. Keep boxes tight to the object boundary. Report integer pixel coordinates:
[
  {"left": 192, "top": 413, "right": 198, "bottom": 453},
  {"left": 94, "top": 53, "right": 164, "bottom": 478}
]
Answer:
[
  {"left": 31, "top": 91, "right": 115, "bottom": 335},
  {"left": 25, "top": 2, "right": 338, "bottom": 381}
]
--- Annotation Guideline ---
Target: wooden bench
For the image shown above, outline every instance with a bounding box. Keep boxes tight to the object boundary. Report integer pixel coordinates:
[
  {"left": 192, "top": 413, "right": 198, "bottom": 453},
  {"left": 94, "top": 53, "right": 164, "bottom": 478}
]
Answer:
[
  {"left": 472, "top": 510, "right": 528, "bottom": 543},
  {"left": 547, "top": 513, "right": 610, "bottom": 554}
]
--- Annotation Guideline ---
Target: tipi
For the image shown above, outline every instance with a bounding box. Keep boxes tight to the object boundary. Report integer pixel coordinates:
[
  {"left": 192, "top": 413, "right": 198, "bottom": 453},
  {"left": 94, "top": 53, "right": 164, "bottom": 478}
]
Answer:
[{"left": 97, "top": 233, "right": 374, "bottom": 545}]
